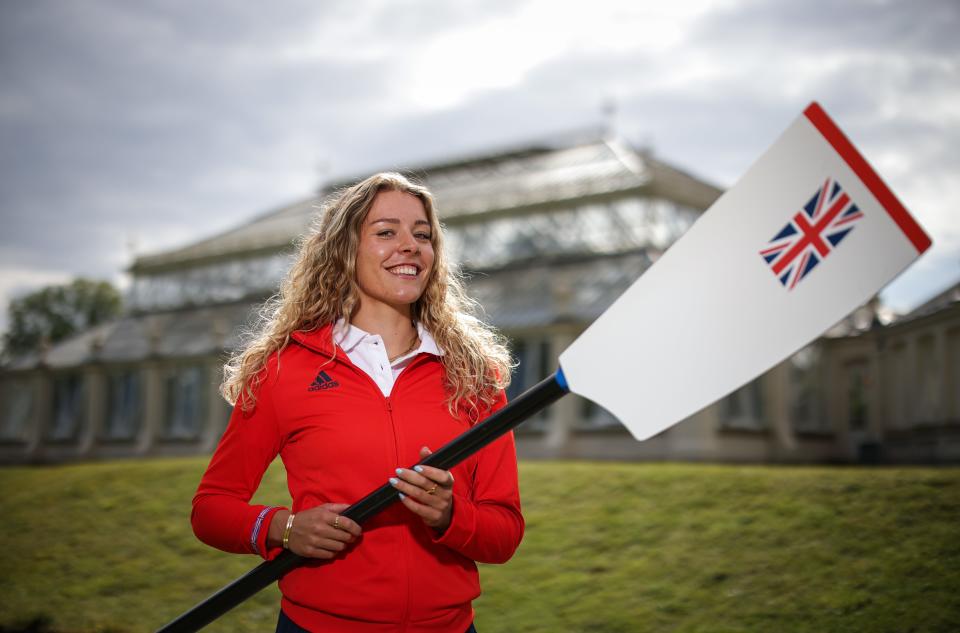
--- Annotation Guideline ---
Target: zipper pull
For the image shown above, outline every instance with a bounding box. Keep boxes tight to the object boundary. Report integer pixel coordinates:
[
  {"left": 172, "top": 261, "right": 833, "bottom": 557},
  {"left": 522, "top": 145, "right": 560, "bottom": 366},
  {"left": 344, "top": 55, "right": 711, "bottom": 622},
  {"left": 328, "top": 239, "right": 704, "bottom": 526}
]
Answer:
[{"left": 385, "top": 398, "right": 392, "bottom": 412}]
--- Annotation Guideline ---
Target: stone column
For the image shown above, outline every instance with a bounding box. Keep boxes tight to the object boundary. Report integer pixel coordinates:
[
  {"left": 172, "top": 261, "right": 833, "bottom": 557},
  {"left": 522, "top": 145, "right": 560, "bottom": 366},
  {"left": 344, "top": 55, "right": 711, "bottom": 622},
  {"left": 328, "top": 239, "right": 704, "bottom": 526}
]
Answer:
[
  {"left": 769, "top": 360, "right": 797, "bottom": 456},
  {"left": 867, "top": 338, "right": 884, "bottom": 445},
  {"left": 202, "top": 358, "right": 229, "bottom": 453},
  {"left": 77, "top": 365, "right": 105, "bottom": 459},
  {"left": 934, "top": 326, "right": 947, "bottom": 422},
  {"left": 544, "top": 328, "right": 579, "bottom": 458},
  {"left": 905, "top": 334, "right": 918, "bottom": 428},
  {"left": 823, "top": 353, "right": 850, "bottom": 461},
  {"left": 138, "top": 360, "right": 164, "bottom": 456},
  {"left": 25, "top": 370, "right": 50, "bottom": 461}
]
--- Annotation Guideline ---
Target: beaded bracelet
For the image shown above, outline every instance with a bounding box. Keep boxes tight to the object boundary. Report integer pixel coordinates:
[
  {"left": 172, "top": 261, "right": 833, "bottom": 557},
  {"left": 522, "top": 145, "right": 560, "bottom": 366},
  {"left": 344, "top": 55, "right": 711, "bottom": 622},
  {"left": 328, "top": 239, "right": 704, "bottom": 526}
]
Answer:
[{"left": 282, "top": 513, "right": 296, "bottom": 550}]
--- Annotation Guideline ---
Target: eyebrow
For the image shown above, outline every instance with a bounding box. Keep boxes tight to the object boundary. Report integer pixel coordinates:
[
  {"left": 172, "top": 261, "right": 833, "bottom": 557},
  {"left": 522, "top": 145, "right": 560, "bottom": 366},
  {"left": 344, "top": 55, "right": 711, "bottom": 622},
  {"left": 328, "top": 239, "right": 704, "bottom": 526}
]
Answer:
[{"left": 369, "top": 218, "right": 431, "bottom": 226}]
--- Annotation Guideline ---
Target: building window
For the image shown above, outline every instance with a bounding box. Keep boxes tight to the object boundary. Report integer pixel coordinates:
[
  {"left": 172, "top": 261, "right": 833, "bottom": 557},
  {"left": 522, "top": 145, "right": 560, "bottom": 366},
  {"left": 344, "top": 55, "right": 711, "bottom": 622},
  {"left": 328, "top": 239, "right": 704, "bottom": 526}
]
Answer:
[
  {"left": 49, "top": 373, "right": 85, "bottom": 441},
  {"left": 845, "top": 361, "right": 870, "bottom": 432},
  {"left": 948, "top": 328, "right": 960, "bottom": 421},
  {"left": 103, "top": 370, "right": 142, "bottom": 441},
  {"left": 0, "top": 378, "right": 33, "bottom": 442},
  {"left": 129, "top": 252, "right": 293, "bottom": 311},
  {"left": 915, "top": 334, "right": 940, "bottom": 423},
  {"left": 886, "top": 343, "right": 910, "bottom": 430},
  {"left": 721, "top": 379, "right": 765, "bottom": 431},
  {"left": 578, "top": 396, "right": 619, "bottom": 430},
  {"left": 164, "top": 365, "right": 206, "bottom": 440},
  {"left": 789, "top": 345, "right": 828, "bottom": 433},
  {"left": 507, "top": 337, "right": 552, "bottom": 430},
  {"left": 446, "top": 197, "right": 699, "bottom": 270}
]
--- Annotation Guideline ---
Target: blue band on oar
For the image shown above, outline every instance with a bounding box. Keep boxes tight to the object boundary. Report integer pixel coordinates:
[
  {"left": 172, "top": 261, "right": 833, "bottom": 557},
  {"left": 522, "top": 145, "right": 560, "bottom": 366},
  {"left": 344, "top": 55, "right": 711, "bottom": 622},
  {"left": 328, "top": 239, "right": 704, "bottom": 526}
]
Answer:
[{"left": 554, "top": 367, "right": 569, "bottom": 392}]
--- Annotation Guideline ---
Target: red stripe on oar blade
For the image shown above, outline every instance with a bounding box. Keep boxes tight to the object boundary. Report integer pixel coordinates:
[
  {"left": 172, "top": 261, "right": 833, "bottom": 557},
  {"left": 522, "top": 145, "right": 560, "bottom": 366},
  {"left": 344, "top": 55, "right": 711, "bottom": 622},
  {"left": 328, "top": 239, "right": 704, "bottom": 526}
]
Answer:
[{"left": 804, "top": 102, "right": 932, "bottom": 254}]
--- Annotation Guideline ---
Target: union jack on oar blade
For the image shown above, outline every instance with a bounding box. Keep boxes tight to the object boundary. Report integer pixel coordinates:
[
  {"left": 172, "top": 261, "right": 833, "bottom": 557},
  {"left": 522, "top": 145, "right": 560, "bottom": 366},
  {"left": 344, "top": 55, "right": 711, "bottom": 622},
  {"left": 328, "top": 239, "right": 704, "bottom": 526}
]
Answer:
[{"left": 759, "top": 177, "right": 865, "bottom": 290}]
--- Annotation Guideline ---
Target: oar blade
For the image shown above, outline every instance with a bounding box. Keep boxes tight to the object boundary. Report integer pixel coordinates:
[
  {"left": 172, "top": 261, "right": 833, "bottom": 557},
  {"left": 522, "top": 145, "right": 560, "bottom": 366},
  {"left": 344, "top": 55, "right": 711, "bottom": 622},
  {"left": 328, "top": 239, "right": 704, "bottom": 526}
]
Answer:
[{"left": 559, "top": 102, "right": 931, "bottom": 441}]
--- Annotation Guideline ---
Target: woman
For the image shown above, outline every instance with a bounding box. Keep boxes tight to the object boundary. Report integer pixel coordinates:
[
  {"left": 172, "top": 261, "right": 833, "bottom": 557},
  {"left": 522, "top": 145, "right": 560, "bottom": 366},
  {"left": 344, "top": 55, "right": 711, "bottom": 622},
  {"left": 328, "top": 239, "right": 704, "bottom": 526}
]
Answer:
[{"left": 191, "top": 173, "right": 523, "bottom": 633}]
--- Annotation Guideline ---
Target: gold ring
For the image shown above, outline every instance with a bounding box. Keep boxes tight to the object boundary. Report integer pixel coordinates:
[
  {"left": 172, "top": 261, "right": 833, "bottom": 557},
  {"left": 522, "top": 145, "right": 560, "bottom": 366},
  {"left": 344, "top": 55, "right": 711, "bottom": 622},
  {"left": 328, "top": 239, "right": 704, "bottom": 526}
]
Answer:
[
  {"left": 427, "top": 484, "right": 439, "bottom": 495},
  {"left": 333, "top": 516, "right": 341, "bottom": 530}
]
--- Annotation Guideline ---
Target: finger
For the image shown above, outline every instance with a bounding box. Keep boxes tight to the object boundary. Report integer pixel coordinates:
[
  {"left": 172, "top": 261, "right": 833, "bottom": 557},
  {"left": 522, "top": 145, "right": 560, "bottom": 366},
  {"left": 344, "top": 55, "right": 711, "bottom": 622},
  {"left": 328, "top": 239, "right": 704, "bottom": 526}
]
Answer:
[
  {"left": 291, "top": 524, "right": 352, "bottom": 551},
  {"left": 412, "top": 464, "right": 455, "bottom": 488},
  {"left": 290, "top": 534, "right": 336, "bottom": 559},
  {"left": 312, "top": 537, "right": 348, "bottom": 553},
  {"left": 397, "top": 492, "right": 444, "bottom": 523},
  {"left": 319, "top": 526, "right": 355, "bottom": 543},
  {"left": 393, "top": 467, "right": 435, "bottom": 491},
  {"left": 389, "top": 475, "right": 447, "bottom": 507},
  {"left": 327, "top": 513, "right": 362, "bottom": 538},
  {"left": 307, "top": 546, "right": 335, "bottom": 560},
  {"left": 395, "top": 465, "right": 454, "bottom": 492},
  {"left": 317, "top": 503, "right": 361, "bottom": 537},
  {"left": 396, "top": 469, "right": 451, "bottom": 502},
  {"left": 417, "top": 446, "right": 454, "bottom": 487}
]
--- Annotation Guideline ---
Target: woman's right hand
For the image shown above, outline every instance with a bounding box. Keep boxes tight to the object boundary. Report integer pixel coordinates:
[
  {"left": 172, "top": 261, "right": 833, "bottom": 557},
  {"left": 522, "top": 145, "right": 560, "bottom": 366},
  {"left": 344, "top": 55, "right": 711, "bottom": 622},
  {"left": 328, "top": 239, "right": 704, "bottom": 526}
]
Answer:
[{"left": 269, "top": 503, "right": 362, "bottom": 559}]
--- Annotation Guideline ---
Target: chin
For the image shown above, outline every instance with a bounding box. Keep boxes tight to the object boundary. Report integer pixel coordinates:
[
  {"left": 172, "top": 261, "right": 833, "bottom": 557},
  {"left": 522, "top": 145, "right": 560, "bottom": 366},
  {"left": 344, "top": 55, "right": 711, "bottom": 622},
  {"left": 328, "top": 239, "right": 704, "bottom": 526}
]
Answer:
[{"left": 394, "top": 294, "right": 422, "bottom": 308}]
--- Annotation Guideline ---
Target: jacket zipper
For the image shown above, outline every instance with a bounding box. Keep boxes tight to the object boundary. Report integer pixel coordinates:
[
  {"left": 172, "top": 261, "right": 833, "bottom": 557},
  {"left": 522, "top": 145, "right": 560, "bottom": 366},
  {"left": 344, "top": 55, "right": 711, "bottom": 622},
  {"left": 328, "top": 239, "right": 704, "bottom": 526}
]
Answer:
[
  {"left": 293, "top": 334, "right": 441, "bottom": 628},
  {"left": 383, "top": 355, "right": 430, "bottom": 632},
  {"left": 323, "top": 347, "right": 432, "bottom": 630}
]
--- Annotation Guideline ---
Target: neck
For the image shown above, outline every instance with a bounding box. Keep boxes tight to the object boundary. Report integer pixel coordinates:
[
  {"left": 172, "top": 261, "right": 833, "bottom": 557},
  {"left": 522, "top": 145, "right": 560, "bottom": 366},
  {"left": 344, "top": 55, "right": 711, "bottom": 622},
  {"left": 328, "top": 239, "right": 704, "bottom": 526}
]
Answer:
[{"left": 351, "top": 302, "right": 418, "bottom": 358}]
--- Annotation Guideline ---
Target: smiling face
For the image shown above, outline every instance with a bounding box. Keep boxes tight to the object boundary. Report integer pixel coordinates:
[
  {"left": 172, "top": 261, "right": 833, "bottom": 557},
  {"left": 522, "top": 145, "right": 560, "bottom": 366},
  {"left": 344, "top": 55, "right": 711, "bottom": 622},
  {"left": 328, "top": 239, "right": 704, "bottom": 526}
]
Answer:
[{"left": 354, "top": 188, "right": 436, "bottom": 320}]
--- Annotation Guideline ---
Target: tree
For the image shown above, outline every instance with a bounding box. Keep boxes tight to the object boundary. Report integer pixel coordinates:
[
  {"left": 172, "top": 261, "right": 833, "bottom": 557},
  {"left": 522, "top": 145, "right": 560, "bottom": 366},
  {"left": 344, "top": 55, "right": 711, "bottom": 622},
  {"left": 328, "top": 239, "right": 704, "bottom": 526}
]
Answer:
[{"left": 3, "top": 278, "right": 122, "bottom": 358}]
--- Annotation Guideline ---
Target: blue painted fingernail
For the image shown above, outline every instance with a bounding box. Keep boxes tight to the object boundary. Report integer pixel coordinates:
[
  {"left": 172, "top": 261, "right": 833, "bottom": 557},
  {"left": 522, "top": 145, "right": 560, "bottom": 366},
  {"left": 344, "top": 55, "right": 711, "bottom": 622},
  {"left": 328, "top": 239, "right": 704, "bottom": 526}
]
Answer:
[
  {"left": 398, "top": 492, "right": 406, "bottom": 500},
  {"left": 389, "top": 477, "right": 399, "bottom": 486},
  {"left": 414, "top": 466, "right": 424, "bottom": 473},
  {"left": 395, "top": 468, "right": 403, "bottom": 476}
]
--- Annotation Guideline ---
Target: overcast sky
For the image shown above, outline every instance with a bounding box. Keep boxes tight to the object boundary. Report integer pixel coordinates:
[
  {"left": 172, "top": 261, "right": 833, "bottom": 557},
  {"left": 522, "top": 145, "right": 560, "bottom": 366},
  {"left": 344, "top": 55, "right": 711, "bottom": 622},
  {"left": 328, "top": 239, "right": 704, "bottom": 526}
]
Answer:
[{"left": 1, "top": 0, "right": 958, "bottom": 333}]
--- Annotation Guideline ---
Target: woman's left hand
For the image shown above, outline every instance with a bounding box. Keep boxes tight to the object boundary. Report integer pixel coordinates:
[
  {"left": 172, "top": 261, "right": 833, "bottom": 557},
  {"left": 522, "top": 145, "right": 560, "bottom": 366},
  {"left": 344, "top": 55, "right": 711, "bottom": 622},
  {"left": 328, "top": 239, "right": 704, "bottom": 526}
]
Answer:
[{"left": 389, "top": 446, "right": 455, "bottom": 533}]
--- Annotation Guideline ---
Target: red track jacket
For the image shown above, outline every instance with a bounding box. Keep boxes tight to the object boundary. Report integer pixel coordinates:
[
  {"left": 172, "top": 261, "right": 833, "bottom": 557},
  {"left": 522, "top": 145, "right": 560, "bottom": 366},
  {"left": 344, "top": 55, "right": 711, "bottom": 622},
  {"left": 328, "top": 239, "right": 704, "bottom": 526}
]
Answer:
[{"left": 192, "top": 324, "right": 524, "bottom": 632}]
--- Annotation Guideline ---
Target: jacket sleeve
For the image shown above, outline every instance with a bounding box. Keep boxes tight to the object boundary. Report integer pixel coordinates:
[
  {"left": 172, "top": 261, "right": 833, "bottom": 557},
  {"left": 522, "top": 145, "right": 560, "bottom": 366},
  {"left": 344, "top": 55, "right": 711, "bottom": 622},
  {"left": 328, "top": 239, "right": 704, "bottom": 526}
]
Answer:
[
  {"left": 191, "top": 361, "right": 287, "bottom": 560},
  {"left": 432, "top": 392, "right": 524, "bottom": 564}
]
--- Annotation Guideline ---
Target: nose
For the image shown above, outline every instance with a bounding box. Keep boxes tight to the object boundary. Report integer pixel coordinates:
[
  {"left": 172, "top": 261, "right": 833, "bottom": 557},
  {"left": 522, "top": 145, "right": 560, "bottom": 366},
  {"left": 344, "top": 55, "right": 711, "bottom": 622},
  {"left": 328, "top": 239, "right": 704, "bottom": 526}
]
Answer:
[{"left": 398, "top": 230, "right": 420, "bottom": 254}]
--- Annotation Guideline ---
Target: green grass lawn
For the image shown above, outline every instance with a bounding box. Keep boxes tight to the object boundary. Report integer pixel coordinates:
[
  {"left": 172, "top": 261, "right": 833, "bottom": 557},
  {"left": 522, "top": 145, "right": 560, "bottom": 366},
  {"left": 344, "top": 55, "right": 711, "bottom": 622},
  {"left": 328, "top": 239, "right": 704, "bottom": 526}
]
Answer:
[{"left": 0, "top": 459, "right": 958, "bottom": 632}]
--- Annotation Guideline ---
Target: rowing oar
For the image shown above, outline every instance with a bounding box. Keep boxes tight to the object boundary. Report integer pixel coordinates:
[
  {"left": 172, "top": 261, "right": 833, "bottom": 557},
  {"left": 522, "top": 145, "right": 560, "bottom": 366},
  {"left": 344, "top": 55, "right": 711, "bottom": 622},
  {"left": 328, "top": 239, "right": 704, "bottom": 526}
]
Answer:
[{"left": 157, "top": 102, "right": 931, "bottom": 632}]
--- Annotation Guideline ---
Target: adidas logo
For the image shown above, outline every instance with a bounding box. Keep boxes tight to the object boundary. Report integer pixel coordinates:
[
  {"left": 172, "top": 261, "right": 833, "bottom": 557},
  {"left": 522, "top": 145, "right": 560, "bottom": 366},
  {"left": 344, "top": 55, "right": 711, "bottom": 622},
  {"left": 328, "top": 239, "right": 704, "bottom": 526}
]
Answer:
[{"left": 307, "top": 370, "right": 340, "bottom": 392}]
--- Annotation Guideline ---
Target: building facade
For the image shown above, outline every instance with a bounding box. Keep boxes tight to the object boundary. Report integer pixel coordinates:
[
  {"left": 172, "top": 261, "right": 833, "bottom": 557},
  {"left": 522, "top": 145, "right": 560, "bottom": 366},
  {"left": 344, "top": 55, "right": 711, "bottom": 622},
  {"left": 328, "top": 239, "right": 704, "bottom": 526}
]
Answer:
[{"left": 1, "top": 134, "right": 957, "bottom": 464}]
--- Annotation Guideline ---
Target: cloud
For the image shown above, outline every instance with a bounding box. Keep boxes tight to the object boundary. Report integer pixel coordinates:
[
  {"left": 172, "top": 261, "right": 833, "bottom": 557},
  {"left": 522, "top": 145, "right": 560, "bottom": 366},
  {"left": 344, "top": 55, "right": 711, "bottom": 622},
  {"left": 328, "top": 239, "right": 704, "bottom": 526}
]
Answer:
[
  {"left": 695, "top": 0, "right": 960, "bottom": 56},
  {"left": 0, "top": 0, "right": 958, "bottom": 337}
]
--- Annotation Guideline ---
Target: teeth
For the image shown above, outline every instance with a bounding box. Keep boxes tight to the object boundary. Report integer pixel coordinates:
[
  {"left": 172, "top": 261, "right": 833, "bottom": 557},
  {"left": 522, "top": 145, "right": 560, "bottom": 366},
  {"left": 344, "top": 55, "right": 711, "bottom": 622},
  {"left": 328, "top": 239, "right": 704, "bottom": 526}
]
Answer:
[{"left": 390, "top": 265, "right": 417, "bottom": 276}]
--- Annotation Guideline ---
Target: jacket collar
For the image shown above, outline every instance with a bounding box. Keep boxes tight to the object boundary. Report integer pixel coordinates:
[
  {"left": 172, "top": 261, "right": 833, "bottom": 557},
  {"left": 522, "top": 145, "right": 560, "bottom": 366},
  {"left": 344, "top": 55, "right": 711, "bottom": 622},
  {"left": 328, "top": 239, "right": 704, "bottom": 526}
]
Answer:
[
  {"left": 333, "top": 318, "right": 444, "bottom": 358},
  {"left": 289, "top": 321, "right": 444, "bottom": 358},
  {"left": 290, "top": 322, "right": 338, "bottom": 356}
]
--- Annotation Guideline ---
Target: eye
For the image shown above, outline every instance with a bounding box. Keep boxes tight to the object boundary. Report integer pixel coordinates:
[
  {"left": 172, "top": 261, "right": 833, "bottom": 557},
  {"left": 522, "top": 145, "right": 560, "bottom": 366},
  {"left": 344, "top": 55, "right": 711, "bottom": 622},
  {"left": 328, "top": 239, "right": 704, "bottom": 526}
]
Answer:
[
  {"left": 376, "top": 229, "right": 395, "bottom": 238},
  {"left": 415, "top": 231, "right": 432, "bottom": 241}
]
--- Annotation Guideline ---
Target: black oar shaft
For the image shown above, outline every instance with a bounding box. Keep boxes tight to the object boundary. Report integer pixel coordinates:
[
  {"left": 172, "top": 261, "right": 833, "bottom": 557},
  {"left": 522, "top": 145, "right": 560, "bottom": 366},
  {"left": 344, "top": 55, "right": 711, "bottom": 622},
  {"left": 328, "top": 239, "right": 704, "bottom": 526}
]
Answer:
[{"left": 157, "top": 371, "right": 569, "bottom": 633}]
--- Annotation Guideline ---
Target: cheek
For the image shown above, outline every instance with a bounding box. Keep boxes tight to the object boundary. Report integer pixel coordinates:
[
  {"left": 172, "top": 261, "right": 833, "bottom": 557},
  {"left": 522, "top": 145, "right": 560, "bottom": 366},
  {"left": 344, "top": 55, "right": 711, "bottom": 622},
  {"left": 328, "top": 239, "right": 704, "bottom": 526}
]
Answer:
[
  {"left": 355, "top": 248, "right": 382, "bottom": 288},
  {"left": 357, "top": 244, "right": 386, "bottom": 270},
  {"left": 423, "top": 246, "right": 436, "bottom": 272}
]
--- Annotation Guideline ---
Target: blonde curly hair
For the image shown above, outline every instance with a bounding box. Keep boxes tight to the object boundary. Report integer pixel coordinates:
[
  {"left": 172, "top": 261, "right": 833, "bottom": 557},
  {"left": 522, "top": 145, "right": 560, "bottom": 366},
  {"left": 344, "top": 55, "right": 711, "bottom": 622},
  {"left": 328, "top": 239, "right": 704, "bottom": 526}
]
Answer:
[{"left": 222, "top": 172, "right": 512, "bottom": 419}]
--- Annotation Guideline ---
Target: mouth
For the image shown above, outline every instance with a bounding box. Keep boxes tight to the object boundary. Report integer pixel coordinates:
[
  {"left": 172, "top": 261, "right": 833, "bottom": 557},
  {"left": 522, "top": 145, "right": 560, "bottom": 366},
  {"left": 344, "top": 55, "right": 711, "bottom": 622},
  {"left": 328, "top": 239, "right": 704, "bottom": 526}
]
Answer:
[{"left": 387, "top": 264, "right": 420, "bottom": 277}]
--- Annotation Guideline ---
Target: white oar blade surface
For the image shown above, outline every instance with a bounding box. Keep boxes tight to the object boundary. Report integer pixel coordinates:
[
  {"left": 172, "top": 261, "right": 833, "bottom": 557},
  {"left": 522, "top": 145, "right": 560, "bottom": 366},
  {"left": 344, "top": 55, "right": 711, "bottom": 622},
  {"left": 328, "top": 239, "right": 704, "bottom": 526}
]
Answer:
[{"left": 559, "top": 102, "right": 931, "bottom": 441}]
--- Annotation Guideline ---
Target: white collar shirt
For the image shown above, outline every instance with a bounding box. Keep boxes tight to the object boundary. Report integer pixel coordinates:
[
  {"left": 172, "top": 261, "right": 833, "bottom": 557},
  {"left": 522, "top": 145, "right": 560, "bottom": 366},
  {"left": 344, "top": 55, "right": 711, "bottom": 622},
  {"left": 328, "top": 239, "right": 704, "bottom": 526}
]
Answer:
[{"left": 333, "top": 318, "right": 443, "bottom": 397}]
